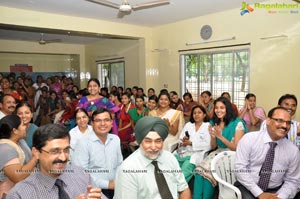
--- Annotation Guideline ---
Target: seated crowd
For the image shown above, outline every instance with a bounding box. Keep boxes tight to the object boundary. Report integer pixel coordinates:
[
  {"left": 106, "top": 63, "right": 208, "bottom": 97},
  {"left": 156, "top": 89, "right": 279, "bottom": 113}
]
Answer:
[{"left": 0, "top": 72, "right": 300, "bottom": 199}]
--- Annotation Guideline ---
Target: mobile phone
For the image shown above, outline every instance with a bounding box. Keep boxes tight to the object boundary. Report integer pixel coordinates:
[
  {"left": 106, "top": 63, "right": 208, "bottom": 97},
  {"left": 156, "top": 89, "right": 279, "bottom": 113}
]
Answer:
[{"left": 185, "top": 131, "right": 190, "bottom": 139}]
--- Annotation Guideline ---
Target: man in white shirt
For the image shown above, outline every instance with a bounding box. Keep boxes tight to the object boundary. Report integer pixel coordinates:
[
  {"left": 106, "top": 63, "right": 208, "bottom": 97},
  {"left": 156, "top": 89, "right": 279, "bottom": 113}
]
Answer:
[
  {"left": 235, "top": 107, "right": 300, "bottom": 199},
  {"left": 114, "top": 116, "right": 191, "bottom": 199},
  {"left": 0, "top": 94, "right": 16, "bottom": 119},
  {"left": 260, "top": 94, "right": 300, "bottom": 147}
]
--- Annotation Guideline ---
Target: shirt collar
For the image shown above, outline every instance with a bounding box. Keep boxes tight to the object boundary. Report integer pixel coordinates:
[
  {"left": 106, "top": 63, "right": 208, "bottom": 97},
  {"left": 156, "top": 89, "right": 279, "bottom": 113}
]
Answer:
[
  {"left": 37, "top": 171, "right": 58, "bottom": 192},
  {"left": 37, "top": 165, "right": 72, "bottom": 192},
  {"left": 263, "top": 129, "right": 284, "bottom": 145},
  {"left": 90, "top": 131, "right": 113, "bottom": 145}
]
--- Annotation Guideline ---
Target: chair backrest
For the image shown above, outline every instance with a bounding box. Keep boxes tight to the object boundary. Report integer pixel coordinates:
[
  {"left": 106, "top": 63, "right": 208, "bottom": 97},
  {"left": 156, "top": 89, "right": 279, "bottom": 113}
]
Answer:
[{"left": 211, "top": 151, "right": 241, "bottom": 199}]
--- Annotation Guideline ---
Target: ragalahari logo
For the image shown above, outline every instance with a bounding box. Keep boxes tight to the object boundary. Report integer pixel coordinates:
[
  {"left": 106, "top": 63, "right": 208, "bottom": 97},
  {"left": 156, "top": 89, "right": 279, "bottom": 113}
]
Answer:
[{"left": 240, "top": 2, "right": 254, "bottom": 15}]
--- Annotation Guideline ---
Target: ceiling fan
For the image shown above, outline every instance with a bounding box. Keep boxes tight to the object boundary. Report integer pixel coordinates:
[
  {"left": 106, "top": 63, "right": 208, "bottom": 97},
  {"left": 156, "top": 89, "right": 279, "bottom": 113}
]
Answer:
[
  {"left": 38, "top": 33, "right": 62, "bottom": 45},
  {"left": 86, "top": 0, "right": 170, "bottom": 16}
]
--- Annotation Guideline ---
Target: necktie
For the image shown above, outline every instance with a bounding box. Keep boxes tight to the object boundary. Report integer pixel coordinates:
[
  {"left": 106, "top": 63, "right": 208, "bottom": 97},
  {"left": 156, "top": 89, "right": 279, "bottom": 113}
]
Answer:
[
  {"left": 55, "top": 179, "right": 70, "bottom": 199},
  {"left": 152, "top": 161, "right": 173, "bottom": 199},
  {"left": 257, "top": 142, "right": 277, "bottom": 191}
]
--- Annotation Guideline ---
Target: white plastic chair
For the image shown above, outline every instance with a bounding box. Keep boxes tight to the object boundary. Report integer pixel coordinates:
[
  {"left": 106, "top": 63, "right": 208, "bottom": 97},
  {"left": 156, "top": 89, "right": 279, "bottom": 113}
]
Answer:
[{"left": 211, "top": 151, "right": 241, "bottom": 199}]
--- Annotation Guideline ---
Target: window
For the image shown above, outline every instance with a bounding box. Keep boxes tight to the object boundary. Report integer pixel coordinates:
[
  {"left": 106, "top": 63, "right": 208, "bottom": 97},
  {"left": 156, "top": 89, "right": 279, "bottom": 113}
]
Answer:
[
  {"left": 97, "top": 61, "right": 125, "bottom": 89},
  {"left": 181, "top": 49, "right": 250, "bottom": 109}
]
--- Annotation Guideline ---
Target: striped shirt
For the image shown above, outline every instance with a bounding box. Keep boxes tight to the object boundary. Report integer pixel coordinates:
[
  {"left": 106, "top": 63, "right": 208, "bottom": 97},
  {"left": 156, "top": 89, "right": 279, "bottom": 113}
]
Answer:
[
  {"left": 6, "top": 165, "right": 107, "bottom": 199},
  {"left": 235, "top": 130, "right": 300, "bottom": 198}
]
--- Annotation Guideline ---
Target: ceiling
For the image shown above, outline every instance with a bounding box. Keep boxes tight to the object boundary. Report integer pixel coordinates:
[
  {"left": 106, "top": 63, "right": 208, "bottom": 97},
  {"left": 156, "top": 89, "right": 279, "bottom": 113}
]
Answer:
[{"left": 0, "top": 0, "right": 264, "bottom": 44}]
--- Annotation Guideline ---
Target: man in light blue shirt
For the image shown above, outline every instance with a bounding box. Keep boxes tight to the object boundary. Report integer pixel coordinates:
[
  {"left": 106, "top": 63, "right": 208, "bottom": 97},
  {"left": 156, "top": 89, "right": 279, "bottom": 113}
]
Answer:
[
  {"left": 73, "top": 108, "right": 123, "bottom": 199},
  {"left": 235, "top": 107, "right": 300, "bottom": 199}
]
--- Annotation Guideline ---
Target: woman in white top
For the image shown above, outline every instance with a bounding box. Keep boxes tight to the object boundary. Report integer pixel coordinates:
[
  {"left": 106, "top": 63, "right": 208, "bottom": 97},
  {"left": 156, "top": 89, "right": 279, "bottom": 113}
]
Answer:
[
  {"left": 175, "top": 105, "right": 211, "bottom": 183},
  {"left": 69, "top": 108, "right": 92, "bottom": 158}
]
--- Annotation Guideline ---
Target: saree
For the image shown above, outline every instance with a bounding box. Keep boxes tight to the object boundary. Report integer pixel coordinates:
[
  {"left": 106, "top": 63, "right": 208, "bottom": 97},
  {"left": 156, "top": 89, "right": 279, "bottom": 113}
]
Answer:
[
  {"left": 0, "top": 139, "right": 26, "bottom": 198},
  {"left": 118, "top": 103, "right": 135, "bottom": 143},
  {"left": 78, "top": 96, "right": 120, "bottom": 134},
  {"left": 149, "top": 109, "right": 185, "bottom": 151}
]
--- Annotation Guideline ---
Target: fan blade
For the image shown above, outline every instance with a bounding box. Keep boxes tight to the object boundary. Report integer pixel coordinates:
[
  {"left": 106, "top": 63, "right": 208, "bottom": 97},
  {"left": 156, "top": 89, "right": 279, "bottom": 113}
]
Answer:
[
  {"left": 132, "top": 0, "right": 169, "bottom": 10},
  {"left": 85, "top": 0, "right": 119, "bottom": 9}
]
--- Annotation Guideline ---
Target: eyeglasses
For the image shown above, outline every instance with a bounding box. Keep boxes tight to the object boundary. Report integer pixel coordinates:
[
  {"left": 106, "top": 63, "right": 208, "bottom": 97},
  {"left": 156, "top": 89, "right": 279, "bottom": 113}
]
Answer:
[
  {"left": 271, "top": 118, "right": 293, "bottom": 126},
  {"left": 40, "top": 146, "right": 72, "bottom": 155},
  {"left": 93, "top": 118, "right": 111, "bottom": 123}
]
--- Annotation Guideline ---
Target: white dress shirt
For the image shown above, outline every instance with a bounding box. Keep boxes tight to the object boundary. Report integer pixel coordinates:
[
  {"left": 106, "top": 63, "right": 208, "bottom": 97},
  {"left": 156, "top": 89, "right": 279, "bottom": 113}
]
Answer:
[
  {"left": 235, "top": 130, "right": 300, "bottom": 198},
  {"left": 114, "top": 148, "right": 188, "bottom": 199}
]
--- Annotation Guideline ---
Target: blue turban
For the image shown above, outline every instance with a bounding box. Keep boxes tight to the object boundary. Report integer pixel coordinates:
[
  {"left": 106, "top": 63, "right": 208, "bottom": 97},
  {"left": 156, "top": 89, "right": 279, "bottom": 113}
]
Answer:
[{"left": 134, "top": 116, "right": 169, "bottom": 144}]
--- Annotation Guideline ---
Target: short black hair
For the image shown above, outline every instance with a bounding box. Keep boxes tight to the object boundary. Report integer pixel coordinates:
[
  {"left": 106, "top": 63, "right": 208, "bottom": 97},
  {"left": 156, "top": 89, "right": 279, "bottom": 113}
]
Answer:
[
  {"left": 277, "top": 94, "right": 297, "bottom": 106},
  {"left": 118, "top": 86, "right": 124, "bottom": 92},
  {"left": 170, "top": 91, "right": 178, "bottom": 96},
  {"left": 267, "top": 107, "right": 289, "bottom": 118},
  {"left": 245, "top": 93, "right": 256, "bottom": 100},
  {"left": 0, "top": 94, "right": 14, "bottom": 104},
  {"left": 91, "top": 108, "right": 112, "bottom": 121},
  {"left": 137, "top": 87, "right": 144, "bottom": 93},
  {"left": 149, "top": 95, "right": 158, "bottom": 103},
  {"left": 190, "top": 105, "right": 208, "bottom": 123},
  {"left": 32, "top": 124, "right": 70, "bottom": 151},
  {"left": 135, "top": 95, "right": 145, "bottom": 102}
]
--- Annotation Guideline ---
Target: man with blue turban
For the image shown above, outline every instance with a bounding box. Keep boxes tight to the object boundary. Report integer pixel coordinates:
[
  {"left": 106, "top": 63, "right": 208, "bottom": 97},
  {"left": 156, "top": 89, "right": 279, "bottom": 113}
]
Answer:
[{"left": 114, "top": 116, "right": 191, "bottom": 199}]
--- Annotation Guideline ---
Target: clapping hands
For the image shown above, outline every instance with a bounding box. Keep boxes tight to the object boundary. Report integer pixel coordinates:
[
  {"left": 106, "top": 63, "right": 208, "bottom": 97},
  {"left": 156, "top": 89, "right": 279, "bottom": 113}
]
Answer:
[{"left": 209, "top": 124, "right": 223, "bottom": 139}]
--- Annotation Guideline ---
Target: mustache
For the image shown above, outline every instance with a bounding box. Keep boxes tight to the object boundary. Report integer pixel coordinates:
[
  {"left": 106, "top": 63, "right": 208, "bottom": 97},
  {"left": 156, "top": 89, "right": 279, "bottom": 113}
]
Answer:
[
  {"left": 277, "top": 127, "right": 288, "bottom": 131},
  {"left": 8, "top": 106, "right": 15, "bottom": 109},
  {"left": 52, "top": 159, "right": 68, "bottom": 164},
  {"left": 145, "top": 149, "right": 160, "bottom": 153}
]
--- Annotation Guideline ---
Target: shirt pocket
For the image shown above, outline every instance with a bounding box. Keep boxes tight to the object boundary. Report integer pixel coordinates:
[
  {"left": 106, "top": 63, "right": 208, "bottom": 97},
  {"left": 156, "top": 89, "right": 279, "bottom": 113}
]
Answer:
[{"left": 271, "top": 162, "right": 288, "bottom": 183}]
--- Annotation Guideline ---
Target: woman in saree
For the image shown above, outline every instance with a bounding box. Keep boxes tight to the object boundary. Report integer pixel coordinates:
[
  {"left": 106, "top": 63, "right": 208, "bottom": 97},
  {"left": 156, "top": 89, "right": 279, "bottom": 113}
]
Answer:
[
  {"left": 149, "top": 91, "right": 185, "bottom": 151},
  {"left": 118, "top": 93, "right": 135, "bottom": 143},
  {"left": 0, "top": 115, "right": 38, "bottom": 198},
  {"left": 77, "top": 78, "right": 120, "bottom": 135}
]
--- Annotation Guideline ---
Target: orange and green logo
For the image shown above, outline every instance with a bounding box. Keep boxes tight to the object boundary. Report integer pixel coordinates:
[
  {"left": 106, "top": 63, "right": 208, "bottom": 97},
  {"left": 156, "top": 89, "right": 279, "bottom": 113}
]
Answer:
[{"left": 240, "top": 2, "right": 254, "bottom": 15}]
